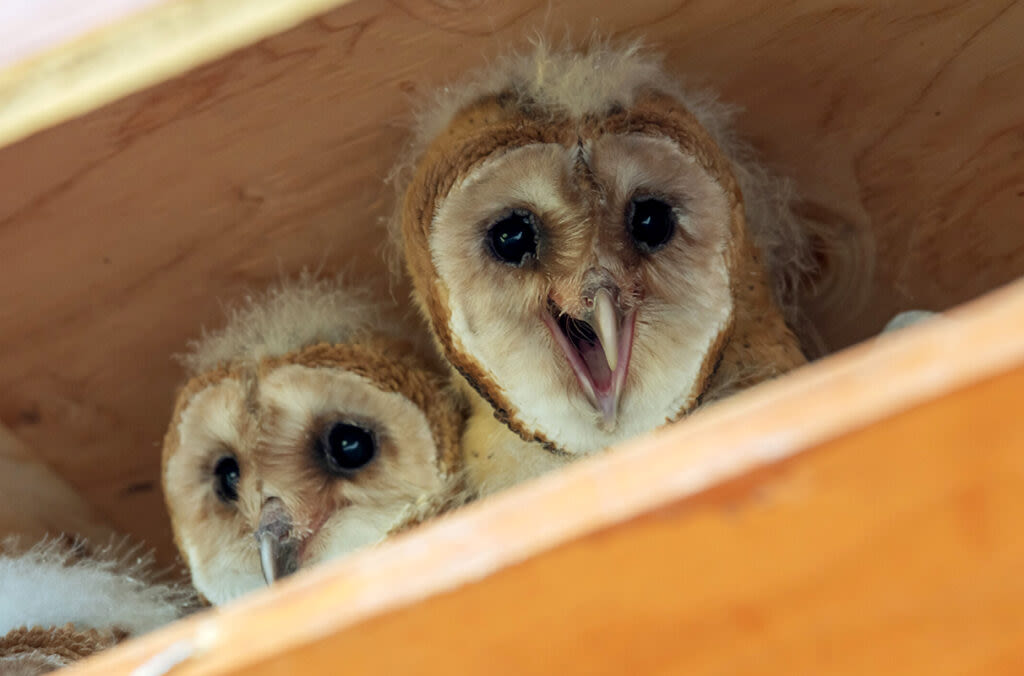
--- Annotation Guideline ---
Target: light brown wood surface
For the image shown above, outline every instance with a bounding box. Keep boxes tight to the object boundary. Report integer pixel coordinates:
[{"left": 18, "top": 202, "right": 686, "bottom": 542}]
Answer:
[
  {"left": 61, "top": 277, "right": 1024, "bottom": 676},
  {"left": 0, "top": 0, "right": 1022, "bottom": 557}
]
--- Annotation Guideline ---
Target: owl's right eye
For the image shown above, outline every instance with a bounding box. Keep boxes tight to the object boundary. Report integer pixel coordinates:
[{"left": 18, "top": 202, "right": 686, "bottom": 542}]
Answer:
[
  {"left": 486, "top": 209, "right": 538, "bottom": 266},
  {"left": 213, "top": 455, "right": 240, "bottom": 503},
  {"left": 318, "top": 422, "right": 376, "bottom": 475}
]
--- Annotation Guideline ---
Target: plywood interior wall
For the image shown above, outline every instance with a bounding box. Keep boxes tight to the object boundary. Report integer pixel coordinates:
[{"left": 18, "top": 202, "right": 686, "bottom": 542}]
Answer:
[{"left": 0, "top": 0, "right": 1021, "bottom": 559}]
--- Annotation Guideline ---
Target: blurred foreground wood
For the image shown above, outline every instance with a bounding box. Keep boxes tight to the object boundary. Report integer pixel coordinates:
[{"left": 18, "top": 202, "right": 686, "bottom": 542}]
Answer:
[{"left": 62, "top": 279, "right": 1024, "bottom": 675}]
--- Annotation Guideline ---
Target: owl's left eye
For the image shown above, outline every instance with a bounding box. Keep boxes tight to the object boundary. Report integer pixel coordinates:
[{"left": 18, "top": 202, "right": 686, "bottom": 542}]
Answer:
[
  {"left": 486, "top": 209, "right": 538, "bottom": 266},
  {"left": 627, "top": 197, "right": 676, "bottom": 253},
  {"left": 213, "top": 455, "right": 240, "bottom": 503}
]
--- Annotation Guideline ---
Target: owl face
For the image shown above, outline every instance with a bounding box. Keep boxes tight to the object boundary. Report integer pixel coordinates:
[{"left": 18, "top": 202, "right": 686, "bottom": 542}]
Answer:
[
  {"left": 402, "top": 89, "right": 757, "bottom": 456},
  {"left": 163, "top": 342, "right": 462, "bottom": 605}
]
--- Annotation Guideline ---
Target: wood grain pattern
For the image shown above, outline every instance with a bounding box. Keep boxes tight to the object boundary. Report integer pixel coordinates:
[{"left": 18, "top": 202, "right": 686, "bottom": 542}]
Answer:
[
  {"left": 0, "top": 0, "right": 1022, "bottom": 557},
  {"left": 60, "top": 277, "right": 1024, "bottom": 676}
]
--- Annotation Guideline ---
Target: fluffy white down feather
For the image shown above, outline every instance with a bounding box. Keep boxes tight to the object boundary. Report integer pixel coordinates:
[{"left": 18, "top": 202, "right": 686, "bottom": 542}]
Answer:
[
  {"left": 180, "top": 271, "right": 413, "bottom": 375},
  {"left": 0, "top": 538, "right": 194, "bottom": 636}
]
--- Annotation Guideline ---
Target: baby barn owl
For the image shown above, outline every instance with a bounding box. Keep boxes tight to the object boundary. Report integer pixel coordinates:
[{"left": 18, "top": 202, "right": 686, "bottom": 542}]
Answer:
[
  {"left": 162, "top": 277, "right": 465, "bottom": 605},
  {"left": 394, "top": 41, "right": 810, "bottom": 494}
]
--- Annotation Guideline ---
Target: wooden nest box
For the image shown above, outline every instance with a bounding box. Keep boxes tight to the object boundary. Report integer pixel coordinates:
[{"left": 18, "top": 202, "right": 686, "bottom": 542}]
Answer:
[{"left": 0, "top": 1, "right": 1022, "bottom": 674}]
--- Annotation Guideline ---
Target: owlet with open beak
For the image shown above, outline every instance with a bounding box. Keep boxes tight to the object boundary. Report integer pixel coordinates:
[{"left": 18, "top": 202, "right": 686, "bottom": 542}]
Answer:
[{"left": 393, "top": 40, "right": 812, "bottom": 494}]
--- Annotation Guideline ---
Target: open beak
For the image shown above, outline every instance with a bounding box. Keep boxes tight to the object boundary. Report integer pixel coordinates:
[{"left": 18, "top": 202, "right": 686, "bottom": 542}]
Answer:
[
  {"left": 543, "top": 287, "right": 636, "bottom": 426},
  {"left": 254, "top": 497, "right": 300, "bottom": 585}
]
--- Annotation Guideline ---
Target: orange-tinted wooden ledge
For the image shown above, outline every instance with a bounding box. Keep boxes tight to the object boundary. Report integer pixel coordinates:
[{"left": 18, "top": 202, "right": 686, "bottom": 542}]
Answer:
[{"left": 60, "top": 276, "right": 1024, "bottom": 675}]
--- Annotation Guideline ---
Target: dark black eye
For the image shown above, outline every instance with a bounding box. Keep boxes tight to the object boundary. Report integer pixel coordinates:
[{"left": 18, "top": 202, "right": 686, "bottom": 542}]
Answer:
[
  {"left": 628, "top": 198, "right": 676, "bottom": 252},
  {"left": 318, "top": 422, "right": 376, "bottom": 475},
  {"left": 486, "top": 209, "right": 538, "bottom": 266},
  {"left": 213, "top": 455, "right": 240, "bottom": 503}
]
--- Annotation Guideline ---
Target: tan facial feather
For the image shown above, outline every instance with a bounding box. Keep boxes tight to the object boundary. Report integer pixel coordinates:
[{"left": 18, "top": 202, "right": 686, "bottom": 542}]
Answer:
[
  {"left": 162, "top": 279, "right": 468, "bottom": 606},
  {"left": 163, "top": 349, "right": 466, "bottom": 605},
  {"left": 163, "top": 377, "right": 263, "bottom": 605},
  {"left": 426, "top": 128, "right": 737, "bottom": 455}
]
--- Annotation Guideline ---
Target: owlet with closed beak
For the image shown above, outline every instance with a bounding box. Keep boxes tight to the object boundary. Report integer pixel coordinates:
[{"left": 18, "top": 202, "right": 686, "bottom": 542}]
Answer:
[{"left": 162, "top": 275, "right": 466, "bottom": 604}]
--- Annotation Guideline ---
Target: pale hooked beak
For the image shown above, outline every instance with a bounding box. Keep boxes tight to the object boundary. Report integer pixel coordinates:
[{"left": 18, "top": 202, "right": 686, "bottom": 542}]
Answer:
[
  {"left": 543, "top": 286, "right": 636, "bottom": 427},
  {"left": 254, "top": 497, "right": 300, "bottom": 585},
  {"left": 592, "top": 288, "right": 620, "bottom": 372}
]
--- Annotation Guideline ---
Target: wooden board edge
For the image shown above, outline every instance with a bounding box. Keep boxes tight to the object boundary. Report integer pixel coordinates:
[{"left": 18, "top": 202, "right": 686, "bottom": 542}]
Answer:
[{"left": 0, "top": 0, "right": 353, "bottom": 149}]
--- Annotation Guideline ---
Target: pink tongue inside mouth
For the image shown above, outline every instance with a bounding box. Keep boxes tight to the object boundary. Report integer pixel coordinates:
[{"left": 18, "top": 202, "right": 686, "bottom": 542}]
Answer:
[
  {"left": 577, "top": 339, "right": 613, "bottom": 391},
  {"left": 543, "top": 304, "right": 635, "bottom": 422}
]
